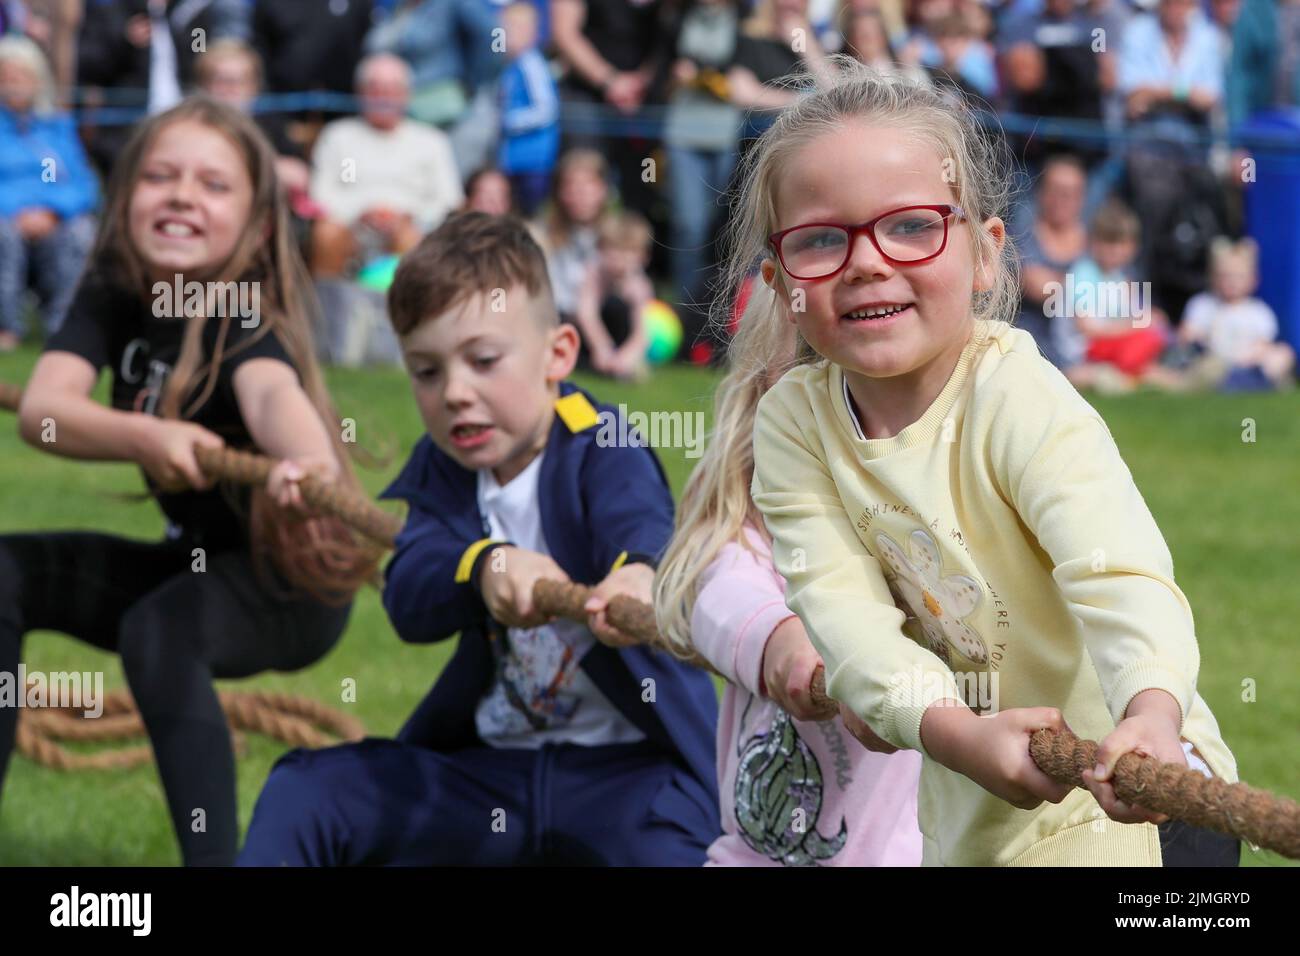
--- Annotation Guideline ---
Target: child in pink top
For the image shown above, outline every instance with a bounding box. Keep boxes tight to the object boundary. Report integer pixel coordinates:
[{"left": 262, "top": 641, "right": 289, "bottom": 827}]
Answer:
[
  {"left": 693, "top": 524, "right": 923, "bottom": 866},
  {"left": 655, "top": 284, "right": 922, "bottom": 867}
]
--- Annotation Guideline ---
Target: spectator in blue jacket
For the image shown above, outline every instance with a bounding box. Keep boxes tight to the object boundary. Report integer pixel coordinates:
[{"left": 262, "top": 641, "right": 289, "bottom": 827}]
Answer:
[
  {"left": 498, "top": 1, "right": 559, "bottom": 216},
  {"left": 0, "top": 35, "right": 97, "bottom": 349}
]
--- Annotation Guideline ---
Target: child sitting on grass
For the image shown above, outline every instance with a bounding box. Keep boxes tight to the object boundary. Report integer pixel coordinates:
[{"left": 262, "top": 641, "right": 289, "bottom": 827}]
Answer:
[
  {"left": 573, "top": 210, "right": 654, "bottom": 382},
  {"left": 1177, "top": 237, "right": 1296, "bottom": 392},
  {"left": 1055, "top": 200, "right": 1178, "bottom": 394},
  {"left": 238, "top": 211, "right": 720, "bottom": 866}
]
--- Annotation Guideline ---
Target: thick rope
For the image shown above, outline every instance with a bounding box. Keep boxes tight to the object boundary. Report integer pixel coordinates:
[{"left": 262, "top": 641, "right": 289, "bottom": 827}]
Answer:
[
  {"left": 15, "top": 686, "right": 366, "bottom": 771},
  {"left": 0, "top": 385, "right": 373, "bottom": 770},
  {"left": 531, "top": 578, "right": 835, "bottom": 717},
  {"left": 1031, "top": 727, "right": 1300, "bottom": 859},
  {"left": 0, "top": 386, "right": 402, "bottom": 545},
  {"left": 4, "top": 381, "right": 1298, "bottom": 856},
  {"left": 192, "top": 445, "right": 404, "bottom": 547},
  {"left": 183, "top": 443, "right": 818, "bottom": 707}
]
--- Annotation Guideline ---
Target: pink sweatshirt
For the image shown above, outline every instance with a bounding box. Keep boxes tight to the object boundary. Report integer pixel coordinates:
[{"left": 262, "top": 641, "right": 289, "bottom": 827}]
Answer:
[{"left": 691, "top": 524, "right": 924, "bottom": 867}]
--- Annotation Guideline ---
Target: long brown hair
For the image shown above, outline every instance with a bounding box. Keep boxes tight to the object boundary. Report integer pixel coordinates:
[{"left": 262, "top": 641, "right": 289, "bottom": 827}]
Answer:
[
  {"left": 94, "top": 96, "right": 381, "bottom": 603},
  {"left": 539, "top": 148, "right": 609, "bottom": 251}
]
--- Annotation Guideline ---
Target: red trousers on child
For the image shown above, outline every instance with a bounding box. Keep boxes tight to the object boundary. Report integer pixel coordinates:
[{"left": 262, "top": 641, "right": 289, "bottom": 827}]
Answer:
[{"left": 1086, "top": 327, "right": 1165, "bottom": 376}]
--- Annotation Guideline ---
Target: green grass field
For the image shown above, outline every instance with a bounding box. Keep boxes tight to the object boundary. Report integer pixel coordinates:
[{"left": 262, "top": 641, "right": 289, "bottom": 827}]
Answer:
[{"left": 0, "top": 343, "right": 1295, "bottom": 866}]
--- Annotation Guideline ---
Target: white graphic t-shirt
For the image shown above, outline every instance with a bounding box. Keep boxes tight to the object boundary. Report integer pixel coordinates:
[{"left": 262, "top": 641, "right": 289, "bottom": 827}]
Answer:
[{"left": 473, "top": 450, "right": 646, "bottom": 748}]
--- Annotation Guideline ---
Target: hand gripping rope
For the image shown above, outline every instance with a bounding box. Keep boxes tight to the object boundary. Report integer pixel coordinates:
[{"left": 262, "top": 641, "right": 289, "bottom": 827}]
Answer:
[
  {"left": 0, "top": 384, "right": 369, "bottom": 768},
  {"left": 2, "top": 383, "right": 1298, "bottom": 858}
]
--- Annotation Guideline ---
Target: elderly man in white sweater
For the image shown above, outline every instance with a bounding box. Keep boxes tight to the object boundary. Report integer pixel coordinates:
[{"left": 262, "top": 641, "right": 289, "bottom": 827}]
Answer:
[{"left": 310, "top": 53, "right": 464, "bottom": 277}]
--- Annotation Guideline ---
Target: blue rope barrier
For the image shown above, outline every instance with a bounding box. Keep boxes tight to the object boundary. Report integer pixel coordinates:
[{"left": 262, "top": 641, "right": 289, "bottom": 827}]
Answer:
[{"left": 48, "top": 85, "right": 1300, "bottom": 164}]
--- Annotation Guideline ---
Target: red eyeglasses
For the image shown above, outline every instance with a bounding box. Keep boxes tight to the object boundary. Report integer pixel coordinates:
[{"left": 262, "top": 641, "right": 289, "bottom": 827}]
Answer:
[{"left": 767, "top": 204, "right": 968, "bottom": 280}]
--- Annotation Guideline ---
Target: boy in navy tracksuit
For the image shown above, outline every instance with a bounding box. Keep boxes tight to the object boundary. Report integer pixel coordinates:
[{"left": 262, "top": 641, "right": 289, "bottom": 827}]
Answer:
[{"left": 238, "top": 211, "right": 720, "bottom": 865}]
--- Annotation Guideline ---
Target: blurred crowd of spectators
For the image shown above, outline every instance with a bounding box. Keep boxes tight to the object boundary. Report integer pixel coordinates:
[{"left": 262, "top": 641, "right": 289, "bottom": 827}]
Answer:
[{"left": 0, "top": 0, "right": 1295, "bottom": 389}]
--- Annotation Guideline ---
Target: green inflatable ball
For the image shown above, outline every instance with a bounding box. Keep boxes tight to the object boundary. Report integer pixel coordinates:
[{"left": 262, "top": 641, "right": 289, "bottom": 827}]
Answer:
[
  {"left": 642, "top": 299, "right": 683, "bottom": 364},
  {"left": 357, "top": 254, "right": 401, "bottom": 293}
]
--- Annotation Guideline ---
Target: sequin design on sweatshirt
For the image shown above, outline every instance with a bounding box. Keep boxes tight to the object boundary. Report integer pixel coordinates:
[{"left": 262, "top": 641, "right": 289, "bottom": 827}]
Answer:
[
  {"left": 733, "top": 701, "right": 848, "bottom": 866},
  {"left": 875, "top": 528, "right": 988, "bottom": 665}
]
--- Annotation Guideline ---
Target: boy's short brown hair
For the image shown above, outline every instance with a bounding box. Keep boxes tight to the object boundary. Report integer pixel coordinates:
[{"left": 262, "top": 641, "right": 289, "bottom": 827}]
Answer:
[
  {"left": 388, "top": 211, "right": 557, "bottom": 336},
  {"left": 1090, "top": 199, "right": 1141, "bottom": 244}
]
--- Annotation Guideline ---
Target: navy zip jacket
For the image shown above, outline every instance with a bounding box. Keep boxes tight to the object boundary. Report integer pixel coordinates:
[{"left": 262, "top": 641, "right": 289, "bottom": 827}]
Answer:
[{"left": 379, "top": 381, "right": 720, "bottom": 815}]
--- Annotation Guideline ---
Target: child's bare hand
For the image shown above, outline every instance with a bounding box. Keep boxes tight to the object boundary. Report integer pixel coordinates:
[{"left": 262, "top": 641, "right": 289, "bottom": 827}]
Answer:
[
  {"left": 935, "top": 705, "right": 1076, "bottom": 810},
  {"left": 839, "top": 703, "right": 899, "bottom": 753},
  {"left": 266, "top": 455, "right": 339, "bottom": 515},
  {"left": 1083, "top": 690, "right": 1185, "bottom": 825},
  {"left": 760, "top": 616, "right": 827, "bottom": 721},
  {"left": 604, "top": 72, "right": 644, "bottom": 113},
  {"left": 479, "top": 546, "right": 570, "bottom": 629},
  {"left": 139, "top": 419, "right": 225, "bottom": 493},
  {"left": 584, "top": 562, "right": 654, "bottom": 647}
]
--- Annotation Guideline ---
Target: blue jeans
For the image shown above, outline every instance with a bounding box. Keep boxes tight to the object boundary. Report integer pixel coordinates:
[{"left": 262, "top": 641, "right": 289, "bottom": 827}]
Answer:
[
  {"left": 667, "top": 145, "right": 737, "bottom": 307},
  {"left": 0, "top": 213, "right": 96, "bottom": 338}
]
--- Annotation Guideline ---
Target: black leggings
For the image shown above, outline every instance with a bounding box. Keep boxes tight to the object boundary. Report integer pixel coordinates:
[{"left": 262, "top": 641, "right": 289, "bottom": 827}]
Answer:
[{"left": 0, "top": 531, "right": 351, "bottom": 865}]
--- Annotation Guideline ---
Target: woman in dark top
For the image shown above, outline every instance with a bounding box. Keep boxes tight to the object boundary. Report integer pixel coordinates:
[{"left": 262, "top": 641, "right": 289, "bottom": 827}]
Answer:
[
  {"left": 551, "top": 0, "right": 674, "bottom": 271},
  {"left": 1014, "top": 153, "right": 1091, "bottom": 367}
]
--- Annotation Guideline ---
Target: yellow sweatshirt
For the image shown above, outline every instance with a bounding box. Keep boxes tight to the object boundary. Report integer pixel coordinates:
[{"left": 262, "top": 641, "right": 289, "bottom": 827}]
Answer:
[{"left": 751, "top": 320, "right": 1236, "bottom": 866}]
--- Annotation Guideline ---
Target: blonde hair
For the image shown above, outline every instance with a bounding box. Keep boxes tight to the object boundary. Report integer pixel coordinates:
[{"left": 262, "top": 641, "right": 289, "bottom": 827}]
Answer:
[
  {"left": 596, "top": 209, "right": 653, "bottom": 256},
  {"left": 0, "top": 34, "right": 56, "bottom": 114},
  {"left": 657, "top": 58, "right": 1020, "bottom": 655},
  {"left": 1210, "top": 236, "right": 1258, "bottom": 275},
  {"left": 654, "top": 282, "right": 799, "bottom": 657},
  {"left": 709, "top": 56, "right": 1019, "bottom": 370}
]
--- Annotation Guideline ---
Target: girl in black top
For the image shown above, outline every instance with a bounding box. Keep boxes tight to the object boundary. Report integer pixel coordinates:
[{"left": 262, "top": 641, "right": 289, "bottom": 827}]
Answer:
[{"left": 0, "top": 97, "right": 380, "bottom": 865}]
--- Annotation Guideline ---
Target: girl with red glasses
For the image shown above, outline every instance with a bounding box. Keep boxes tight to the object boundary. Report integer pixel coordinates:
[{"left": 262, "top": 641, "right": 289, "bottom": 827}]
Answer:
[{"left": 722, "top": 59, "right": 1239, "bottom": 867}]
